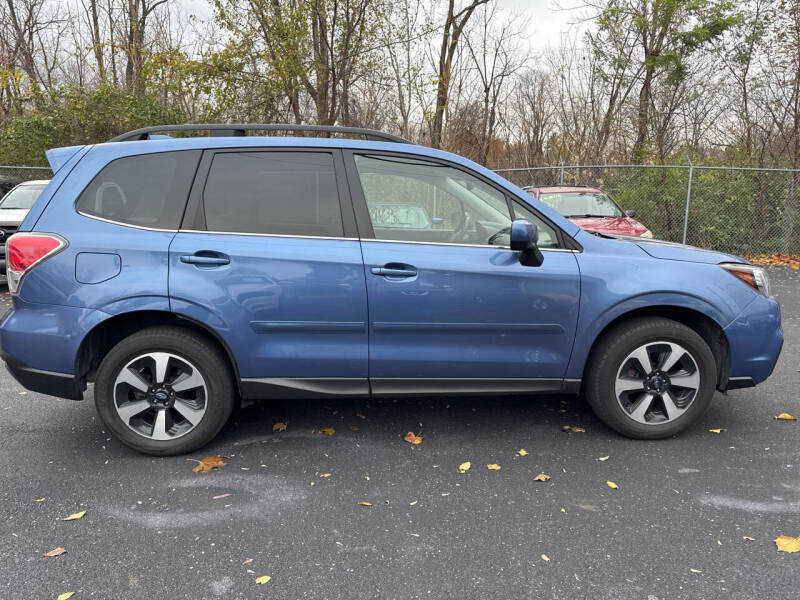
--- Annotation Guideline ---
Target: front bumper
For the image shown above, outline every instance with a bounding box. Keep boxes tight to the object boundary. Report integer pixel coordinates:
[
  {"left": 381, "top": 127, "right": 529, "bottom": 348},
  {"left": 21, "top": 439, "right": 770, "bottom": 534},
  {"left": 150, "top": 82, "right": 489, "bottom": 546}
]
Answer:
[
  {"left": 1, "top": 352, "right": 83, "bottom": 399},
  {"left": 724, "top": 294, "right": 783, "bottom": 385}
]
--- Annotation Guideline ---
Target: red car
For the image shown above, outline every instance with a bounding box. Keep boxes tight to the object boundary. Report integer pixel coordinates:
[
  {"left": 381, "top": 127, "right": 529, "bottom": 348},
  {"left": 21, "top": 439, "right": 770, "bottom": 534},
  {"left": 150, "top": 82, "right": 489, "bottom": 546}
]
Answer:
[{"left": 523, "top": 186, "right": 653, "bottom": 238}]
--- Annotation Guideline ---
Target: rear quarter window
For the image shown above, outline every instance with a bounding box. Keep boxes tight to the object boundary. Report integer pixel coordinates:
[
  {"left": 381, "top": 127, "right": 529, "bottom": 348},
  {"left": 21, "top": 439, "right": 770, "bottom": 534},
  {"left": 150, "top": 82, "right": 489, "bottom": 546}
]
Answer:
[{"left": 76, "top": 150, "right": 200, "bottom": 229}]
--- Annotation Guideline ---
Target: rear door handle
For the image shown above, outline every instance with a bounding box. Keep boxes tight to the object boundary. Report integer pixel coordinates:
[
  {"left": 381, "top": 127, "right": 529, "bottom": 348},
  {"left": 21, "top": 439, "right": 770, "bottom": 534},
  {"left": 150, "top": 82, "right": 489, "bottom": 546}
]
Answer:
[
  {"left": 180, "top": 253, "right": 230, "bottom": 266},
  {"left": 370, "top": 266, "right": 417, "bottom": 278}
]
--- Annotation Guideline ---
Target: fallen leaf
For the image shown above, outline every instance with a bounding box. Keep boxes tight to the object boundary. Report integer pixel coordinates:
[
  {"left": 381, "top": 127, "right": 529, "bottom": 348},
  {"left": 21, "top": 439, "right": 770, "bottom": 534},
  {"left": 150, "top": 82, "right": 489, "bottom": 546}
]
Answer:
[
  {"left": 254, "top": 575, "right": 272, "bottom": 584},
  {"left": 743, "top": 536, "right": 755, "bottom": 541},
  {"left": 775, "top": 535, "right": 800, "bottom": 553},
  {"left": 541, "top": 554, "right": 550, "bottom": 562},
  {"left": 745, "top": 253, "right": 800, "bottom": 268},
  {"left": 61, "top": 510, "right": 86, "bottom": 521},
  {"left": 189, "top": 456, "right": 227, "bottom": 474},
  {"left": 243, "top": 558, "right": 253, "bottom": 565},
  {"left": 272, "top": 422, "right": 287, "bottom": 431},
  {"left": 356, "top": 413, "right": 366, "bottom": 419},
  {"left": 598, "top": 456, "right": 609, "bottom": 461},
  {"left": 317, "top": 427, "right": 335, "bottom": 435},
  {"left": 404, "top": 431, "right": 423, "bottom": 445},
  {"left": 358, "top": 501, "right": 373, "bottom": 507},
  {"left": 409, "top": 500, "right": 418, "bottom": 506},
  {"left": 458, "top": 461, "right": 471, "bottom": 474},
  {"left": 533, "top": 473, "right": 550, "bottom": 482},
  {"left": 775, "top": 413, "right": 797, "bottom": 421},
  {"left": 44, "top": 547, "right": 66, "bottom": 557},
  {"left": 516, "top": 449, "right": 528, "bottom": 456},
  {"left": 320, "top": 473, "right": 331, "bottom": 478},
  {"left": 487, "top": 463, "right": 501, "bottom": 470},
  {"left": 562, "top": 425, "right": 585, "bottom": 433},
  {"left": 35, "top": 498, "right": 45, "bottom": 502},
  {"left": 57, "top": 593, "right": 74, "bottom": 600},
  {"left": 212, "top": 493, "right": 231, "bottom": 500},
  {"left": 606, "top": 481, "right": 619, "bottom": 489},
  {"left": 689, "top": 568, "right": 702, "bottom": 573},
  {"left": 708, "top": 428, "right": 726, "bottom": 434},
  {"left": 350, "top": 425, "right": 359, "bottom": 431},
  {"left": 560, "top": 507, "right": 566, "bottom": 513}
]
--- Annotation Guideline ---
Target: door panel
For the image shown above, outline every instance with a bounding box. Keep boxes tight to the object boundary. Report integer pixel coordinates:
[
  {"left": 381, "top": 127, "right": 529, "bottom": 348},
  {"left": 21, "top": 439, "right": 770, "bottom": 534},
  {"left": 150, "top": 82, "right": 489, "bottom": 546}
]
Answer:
[{"left": 361, "top": 240, "right": 580, "bottom": 379}]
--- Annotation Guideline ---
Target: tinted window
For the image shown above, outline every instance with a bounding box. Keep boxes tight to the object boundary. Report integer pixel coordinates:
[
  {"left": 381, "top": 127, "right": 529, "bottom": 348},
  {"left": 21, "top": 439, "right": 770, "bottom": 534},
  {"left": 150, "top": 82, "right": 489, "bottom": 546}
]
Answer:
[
  {"left": 355, "top": 154, "right": 512, "bottom": 246},
  {"left": 511, "top": 201, "right": 559, "bottom": 248},
  {"left": 203, "top": 152, "right": 343, "bottom": 237},
  {"left": 77, "top": 151, "right": 199, "bottom": 229}
]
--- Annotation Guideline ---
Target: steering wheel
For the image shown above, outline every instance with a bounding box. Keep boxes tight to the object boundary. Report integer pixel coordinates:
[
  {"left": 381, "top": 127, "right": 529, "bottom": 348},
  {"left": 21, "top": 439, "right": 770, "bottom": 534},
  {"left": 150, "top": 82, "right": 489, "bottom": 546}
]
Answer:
[{"left": 447, "top": 207, "right": 489, "bottom": 244}]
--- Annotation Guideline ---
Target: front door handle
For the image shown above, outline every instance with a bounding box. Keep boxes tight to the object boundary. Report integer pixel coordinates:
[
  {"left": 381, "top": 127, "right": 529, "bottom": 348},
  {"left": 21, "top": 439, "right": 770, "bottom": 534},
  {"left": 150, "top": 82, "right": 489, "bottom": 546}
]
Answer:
[
  {"left": 370, "top": 266, "right": 417, "bottom": 278},
  {"left": 180, "top": 252, "right": 230, "bottom": 266}
]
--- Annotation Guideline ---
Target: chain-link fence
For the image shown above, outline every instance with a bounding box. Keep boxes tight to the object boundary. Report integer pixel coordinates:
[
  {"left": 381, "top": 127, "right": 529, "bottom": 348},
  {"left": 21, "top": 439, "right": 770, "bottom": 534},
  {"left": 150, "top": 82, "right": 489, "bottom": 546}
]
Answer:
[
  {"left": 495, "top": 164, "right": 800, "bottom": 256},
  {"left": 0, "top": 165, "right": 53, "bottom": 197}
]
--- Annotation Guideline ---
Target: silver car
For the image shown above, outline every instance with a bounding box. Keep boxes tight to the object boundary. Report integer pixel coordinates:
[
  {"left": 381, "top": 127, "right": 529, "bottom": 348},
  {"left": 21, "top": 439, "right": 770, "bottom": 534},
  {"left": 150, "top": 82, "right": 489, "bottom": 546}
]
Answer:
[{"left": 0, "top": 180, "right": 50, "bottom": 270}]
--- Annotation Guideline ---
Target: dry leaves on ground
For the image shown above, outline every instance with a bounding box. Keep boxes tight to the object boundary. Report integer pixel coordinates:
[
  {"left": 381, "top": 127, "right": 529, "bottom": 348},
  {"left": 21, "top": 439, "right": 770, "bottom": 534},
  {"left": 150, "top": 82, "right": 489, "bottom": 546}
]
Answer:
[
  {"left": 487, "top": 463, "right": 501, "bottom": 470},
  {"left": 272, "top": 422, "right": 287, "bottom": 431},
  {"left": 606, "top": 481, "right": 619, "bottom": 489},
  {"left": 61, "top": 510, "right": 86, "bottom": 521},
  {"left": 708, "top": 428, "right": 726, "bottom": 434},
  {"left": 745, "top": 253, "right": 800, "bottom": 268},
  {"left": 541, "top": 554, "right": 550, "bottom": 562},
  {"left": 458, "top": 461, "right": 471, "bottom": 473},
  {"left": 356, "top": 413, "right": 366, "bottom": 419},
  {"left": 517, "top": 449, "right": 528, "bottom": 456},
  {"left": 775, "top": 535, "right": 800, "bottom": 553},
  {"left": 775, "top": 413, "right": 797, "bottom": 421},
  {"left": 562, "top": 425, "right": 585, "bottom": 433},
  {"left": 404, "top": 431, "right": 422, "bottom": 445},
  {"left": 212, "top": 493, "right": 231, "bottom": 500},
  {"left": 320, "top": 473, "right": 331, "bottom": 478},
  {"left": 44, "top": 547, "right": 66, "bottom": 557},
  {"left": 317, "top": 427, "right": 335, "bottom": 435},
  {"left": 598, "top": 456, "right": 609, "bottom": 461},
  {"left": 358, "top": 501, "right": 373, "bottom": 507},
  {"left": 189, "top": 456, "right": 227, "bottom": 474},
  {"left": 56, "top": 593, "right": 75, "bottom": 600},
  {"left": 254, "top": 575, "right": 272, "bottom": 584},
  {"left": 533, "top": 473, "right": 550, "bottom": 482}
]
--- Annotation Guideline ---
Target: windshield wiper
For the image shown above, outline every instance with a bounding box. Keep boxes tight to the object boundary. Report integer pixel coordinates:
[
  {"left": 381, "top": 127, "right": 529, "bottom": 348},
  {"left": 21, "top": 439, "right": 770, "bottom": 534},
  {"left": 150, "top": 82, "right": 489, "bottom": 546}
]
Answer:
[{"left": 564, "top": 213, "right": 616, "bottom": 218}]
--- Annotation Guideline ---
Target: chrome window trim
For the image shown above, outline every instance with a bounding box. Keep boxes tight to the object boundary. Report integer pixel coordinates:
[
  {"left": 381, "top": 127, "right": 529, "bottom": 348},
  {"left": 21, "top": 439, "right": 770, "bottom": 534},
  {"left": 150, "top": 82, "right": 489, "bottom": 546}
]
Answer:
[
  {"left": 363, "top": 238, "right": 578, "bottom": 252},
  {"left": 179, "top": 229, "right": 358, "bottom": 241},
  {"left": 77, "top": 210, "right": 178, "bottom": 233}
]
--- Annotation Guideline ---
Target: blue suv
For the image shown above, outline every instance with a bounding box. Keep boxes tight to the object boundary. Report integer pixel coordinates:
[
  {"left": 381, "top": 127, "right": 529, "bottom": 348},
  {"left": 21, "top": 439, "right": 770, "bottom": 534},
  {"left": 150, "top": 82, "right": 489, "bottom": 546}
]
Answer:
[{"left": 0, "top": 124, "right": 783, "bottom": 455}]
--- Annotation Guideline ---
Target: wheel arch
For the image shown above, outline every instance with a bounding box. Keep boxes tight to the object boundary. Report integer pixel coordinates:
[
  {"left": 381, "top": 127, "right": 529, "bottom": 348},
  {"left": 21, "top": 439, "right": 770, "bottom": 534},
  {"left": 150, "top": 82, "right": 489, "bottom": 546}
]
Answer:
[
  {"left": 75, "top": 310, "right": 242, "bottom": 396},
  {"left": 577, "top": 305, "right": 731, "bottom": 392}
]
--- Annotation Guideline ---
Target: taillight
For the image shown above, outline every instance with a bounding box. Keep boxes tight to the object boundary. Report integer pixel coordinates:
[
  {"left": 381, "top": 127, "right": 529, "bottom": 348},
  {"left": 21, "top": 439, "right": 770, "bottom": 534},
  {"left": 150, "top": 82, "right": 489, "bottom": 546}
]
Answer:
[{"left": 6, "top": 233, "right": 67, "bottom": 294}]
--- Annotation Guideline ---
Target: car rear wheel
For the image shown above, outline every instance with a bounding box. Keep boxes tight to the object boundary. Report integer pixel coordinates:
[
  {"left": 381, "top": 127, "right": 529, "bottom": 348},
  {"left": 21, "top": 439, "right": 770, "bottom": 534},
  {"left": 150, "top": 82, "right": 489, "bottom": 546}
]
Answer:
[
  {"left": 585, "top": 317, "right": 717, "bottom": 439},
  {"left": 94, "top": 326, "right": 235, "bottom": 456}
]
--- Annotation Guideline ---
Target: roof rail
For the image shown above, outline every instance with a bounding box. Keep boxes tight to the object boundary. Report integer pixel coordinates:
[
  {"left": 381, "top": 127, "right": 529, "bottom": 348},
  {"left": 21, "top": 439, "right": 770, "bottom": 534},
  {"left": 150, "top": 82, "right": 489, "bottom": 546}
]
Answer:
[{"left": 108, "top": 123, "right": 412, "bottom": 144}]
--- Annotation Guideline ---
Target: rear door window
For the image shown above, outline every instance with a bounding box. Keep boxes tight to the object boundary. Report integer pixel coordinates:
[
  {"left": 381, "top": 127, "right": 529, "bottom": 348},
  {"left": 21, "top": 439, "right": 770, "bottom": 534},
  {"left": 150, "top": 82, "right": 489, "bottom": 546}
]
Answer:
[
  {"left": 76, "top": 150, "right": 200, "bottom": 229},
  {"left": 202, "top": 151, "right": 344, "bottom": 237}
]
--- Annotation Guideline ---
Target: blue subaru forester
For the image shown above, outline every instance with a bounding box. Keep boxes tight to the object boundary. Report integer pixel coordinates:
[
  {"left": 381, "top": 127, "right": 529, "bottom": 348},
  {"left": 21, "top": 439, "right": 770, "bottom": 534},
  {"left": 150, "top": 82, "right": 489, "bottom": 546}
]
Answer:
[{"left": 0, "top": 124, "right": 783, "bottom": 455}]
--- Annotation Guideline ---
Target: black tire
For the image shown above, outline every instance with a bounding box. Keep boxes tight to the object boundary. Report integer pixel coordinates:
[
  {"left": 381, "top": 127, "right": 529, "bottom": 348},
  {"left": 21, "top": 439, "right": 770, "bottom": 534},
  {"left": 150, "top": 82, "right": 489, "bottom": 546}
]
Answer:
[
  {"left": 585, "top": 317, "right": 717, "bottom": 439},
  {"left": 94, "top": 326, "right": 235, "bottom": 455}
]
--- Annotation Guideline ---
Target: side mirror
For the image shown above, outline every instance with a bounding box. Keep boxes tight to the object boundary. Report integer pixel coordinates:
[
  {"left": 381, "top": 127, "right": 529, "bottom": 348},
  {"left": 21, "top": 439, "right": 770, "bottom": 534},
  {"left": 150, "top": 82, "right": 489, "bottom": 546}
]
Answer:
[
  {"left": 510, "top": 219, "right": 544, "bottom": 267},
  {"left": 625, "top": 209, "right": 636, "bottom": 218}
]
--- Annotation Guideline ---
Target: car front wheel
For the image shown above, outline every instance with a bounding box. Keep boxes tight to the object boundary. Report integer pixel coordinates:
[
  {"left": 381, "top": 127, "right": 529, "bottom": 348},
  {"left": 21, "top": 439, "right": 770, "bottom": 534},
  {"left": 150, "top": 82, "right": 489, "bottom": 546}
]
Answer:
[
  {"left": 94, "top": 326, "right": 235, "bottom": 455},
  {"left": 585, "top": 317, "right": 718, "bottom": 439}
]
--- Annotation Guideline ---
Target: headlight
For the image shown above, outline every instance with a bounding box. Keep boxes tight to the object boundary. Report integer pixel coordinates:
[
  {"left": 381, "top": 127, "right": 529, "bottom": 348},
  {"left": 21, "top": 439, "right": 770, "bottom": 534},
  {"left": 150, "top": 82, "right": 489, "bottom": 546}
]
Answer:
[
  {"left": 719, "top": 263, "right": 770, "bottom": 296},
  {"left": 640, "top": 229, "right": 654, "bottom": 238}
]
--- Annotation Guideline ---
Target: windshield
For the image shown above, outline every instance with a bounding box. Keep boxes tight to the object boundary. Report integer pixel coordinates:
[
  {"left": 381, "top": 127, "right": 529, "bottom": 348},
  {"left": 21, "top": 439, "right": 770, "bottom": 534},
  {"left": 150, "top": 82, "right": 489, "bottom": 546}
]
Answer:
[
  {"left": 539, "top": 191, "right": 623, "bottom": 218},
  {"left": 0, "top": 184, "right": 46, "bottom": 210}
]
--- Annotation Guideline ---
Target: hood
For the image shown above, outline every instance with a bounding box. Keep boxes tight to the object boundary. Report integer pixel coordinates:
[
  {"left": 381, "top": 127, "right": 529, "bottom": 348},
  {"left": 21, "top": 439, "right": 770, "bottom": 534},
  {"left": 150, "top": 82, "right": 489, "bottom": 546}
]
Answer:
[
  {"left": 569, "top": 216, "right": 648, "bottom": 237},
  {"left": 45, "top": 145, "right": 86, "bottom": 173},
  {"left": 634, "top": 237, "right": 745, "bottom": 265},
  {"left": 0, "top": 208, "right": 30, "bottom": 226}
]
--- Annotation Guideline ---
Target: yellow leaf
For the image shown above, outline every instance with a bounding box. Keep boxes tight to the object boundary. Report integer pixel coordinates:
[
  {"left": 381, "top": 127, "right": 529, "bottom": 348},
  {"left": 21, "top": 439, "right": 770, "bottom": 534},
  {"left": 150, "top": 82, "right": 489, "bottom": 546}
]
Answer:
[
  {"left": 775, "top": 535, "right": 800, "bottom": 553},
  {"left": 562, "top": 425, "right": 585, "bottom": 433},
  {"left": 533, "top": 473, "right": 550, "bottom": 482},
  {"left": 792, "top": 264, "right": 799, "bottom": 270},
  {"left": 743, "top": 536, "right": 755, "bottom": 541},
  {"left": 409, "top": 500, "right": 418, "bottom": 506},
  {"left": 689, "top": 568, "right": 702, "bottom": 573},
  {"left": 487, "top": 463, "right": 501, "bottom": 470},
  {"left": 272, "top": 422, "right": 287, "bottom": 431},
  {"left": 516, "top": 449, "right": 528, "bottom": 456},
  {"left": 57, "top": 593, "right": 74, "bottom": 600},
  {"left": 35, "top": 497, "right": 45, "bottom": 502},
  {"left": 254, "top": 575, "right": 272, "bottom": 584},
  {"left": 44, "top": 547, "right": 66, "bottom": 557},
  {"left": 606, "top": 481, "right": 619, "bottom": 489},
  {"left": 317, "top": 427, "right": 335, "bottom": 435},
  {"left": 62, "top": 510, "right": 86, "bottom": 521},
  {"left": 708, "top": 428, "right": 726, "bottom": 434},
  {"left": 775, "top": 413, "right": 797, "bottom": 421},
  {"left": 404, "top": 431, "right": 422, "bottom": 445},
  {"left": 189, "top": 456, "right": 227, "bottom": 474},
  {"left": 320, "top": 473, "right": 331, "bottom": 478},
  {"left": 598, "top": 456, "right": 609, "bottom": 461},
  {"left": 358, "top": 501, "right": 372, "bottom": 507},
  {"left": 458, "top": 461, "right": 471, "bottom": 473},
  {"left": 560, "top": 507, "right": 566, "bottom": 513},
  {"left": 541, "top": 554, "right": 550, "bottom": 562}
]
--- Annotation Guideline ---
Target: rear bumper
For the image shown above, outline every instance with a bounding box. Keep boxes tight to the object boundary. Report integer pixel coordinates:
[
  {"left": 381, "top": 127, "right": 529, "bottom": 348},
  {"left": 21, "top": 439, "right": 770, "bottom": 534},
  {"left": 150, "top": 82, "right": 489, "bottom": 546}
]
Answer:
[
  {"left": 1, "top": 352, "right": 83, "bottom": 399},
  {"left": 724, "top": 294, "right": 783, "bottom": 385}
]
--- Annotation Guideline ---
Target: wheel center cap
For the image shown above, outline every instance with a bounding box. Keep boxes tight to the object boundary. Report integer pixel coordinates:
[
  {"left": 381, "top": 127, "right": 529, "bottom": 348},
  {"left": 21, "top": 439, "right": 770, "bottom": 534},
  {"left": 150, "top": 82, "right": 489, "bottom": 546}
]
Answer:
[{"left": 150, "top": 387, "right": 174, "bottom": 407}]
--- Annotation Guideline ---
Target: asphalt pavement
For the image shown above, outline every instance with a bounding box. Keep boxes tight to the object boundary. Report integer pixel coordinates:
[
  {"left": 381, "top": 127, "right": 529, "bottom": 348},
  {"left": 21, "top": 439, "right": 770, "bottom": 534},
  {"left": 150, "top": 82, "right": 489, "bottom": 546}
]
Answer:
[{"left": 0, "top": 268, "right": 798, "bottom": 599}]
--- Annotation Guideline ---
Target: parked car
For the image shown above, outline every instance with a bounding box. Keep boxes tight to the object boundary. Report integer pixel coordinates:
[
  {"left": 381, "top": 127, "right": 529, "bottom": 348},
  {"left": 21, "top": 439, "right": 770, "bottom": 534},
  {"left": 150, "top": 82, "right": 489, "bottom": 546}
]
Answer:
[
  {"left": 0, "top": 125, "right": 782, "bottom": 455},
  {"left": 524, "top": 186, "right": 653, "bottom": 238},
  {"left": 0, "top": 179, "right": 50, "bottom": 270}
]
